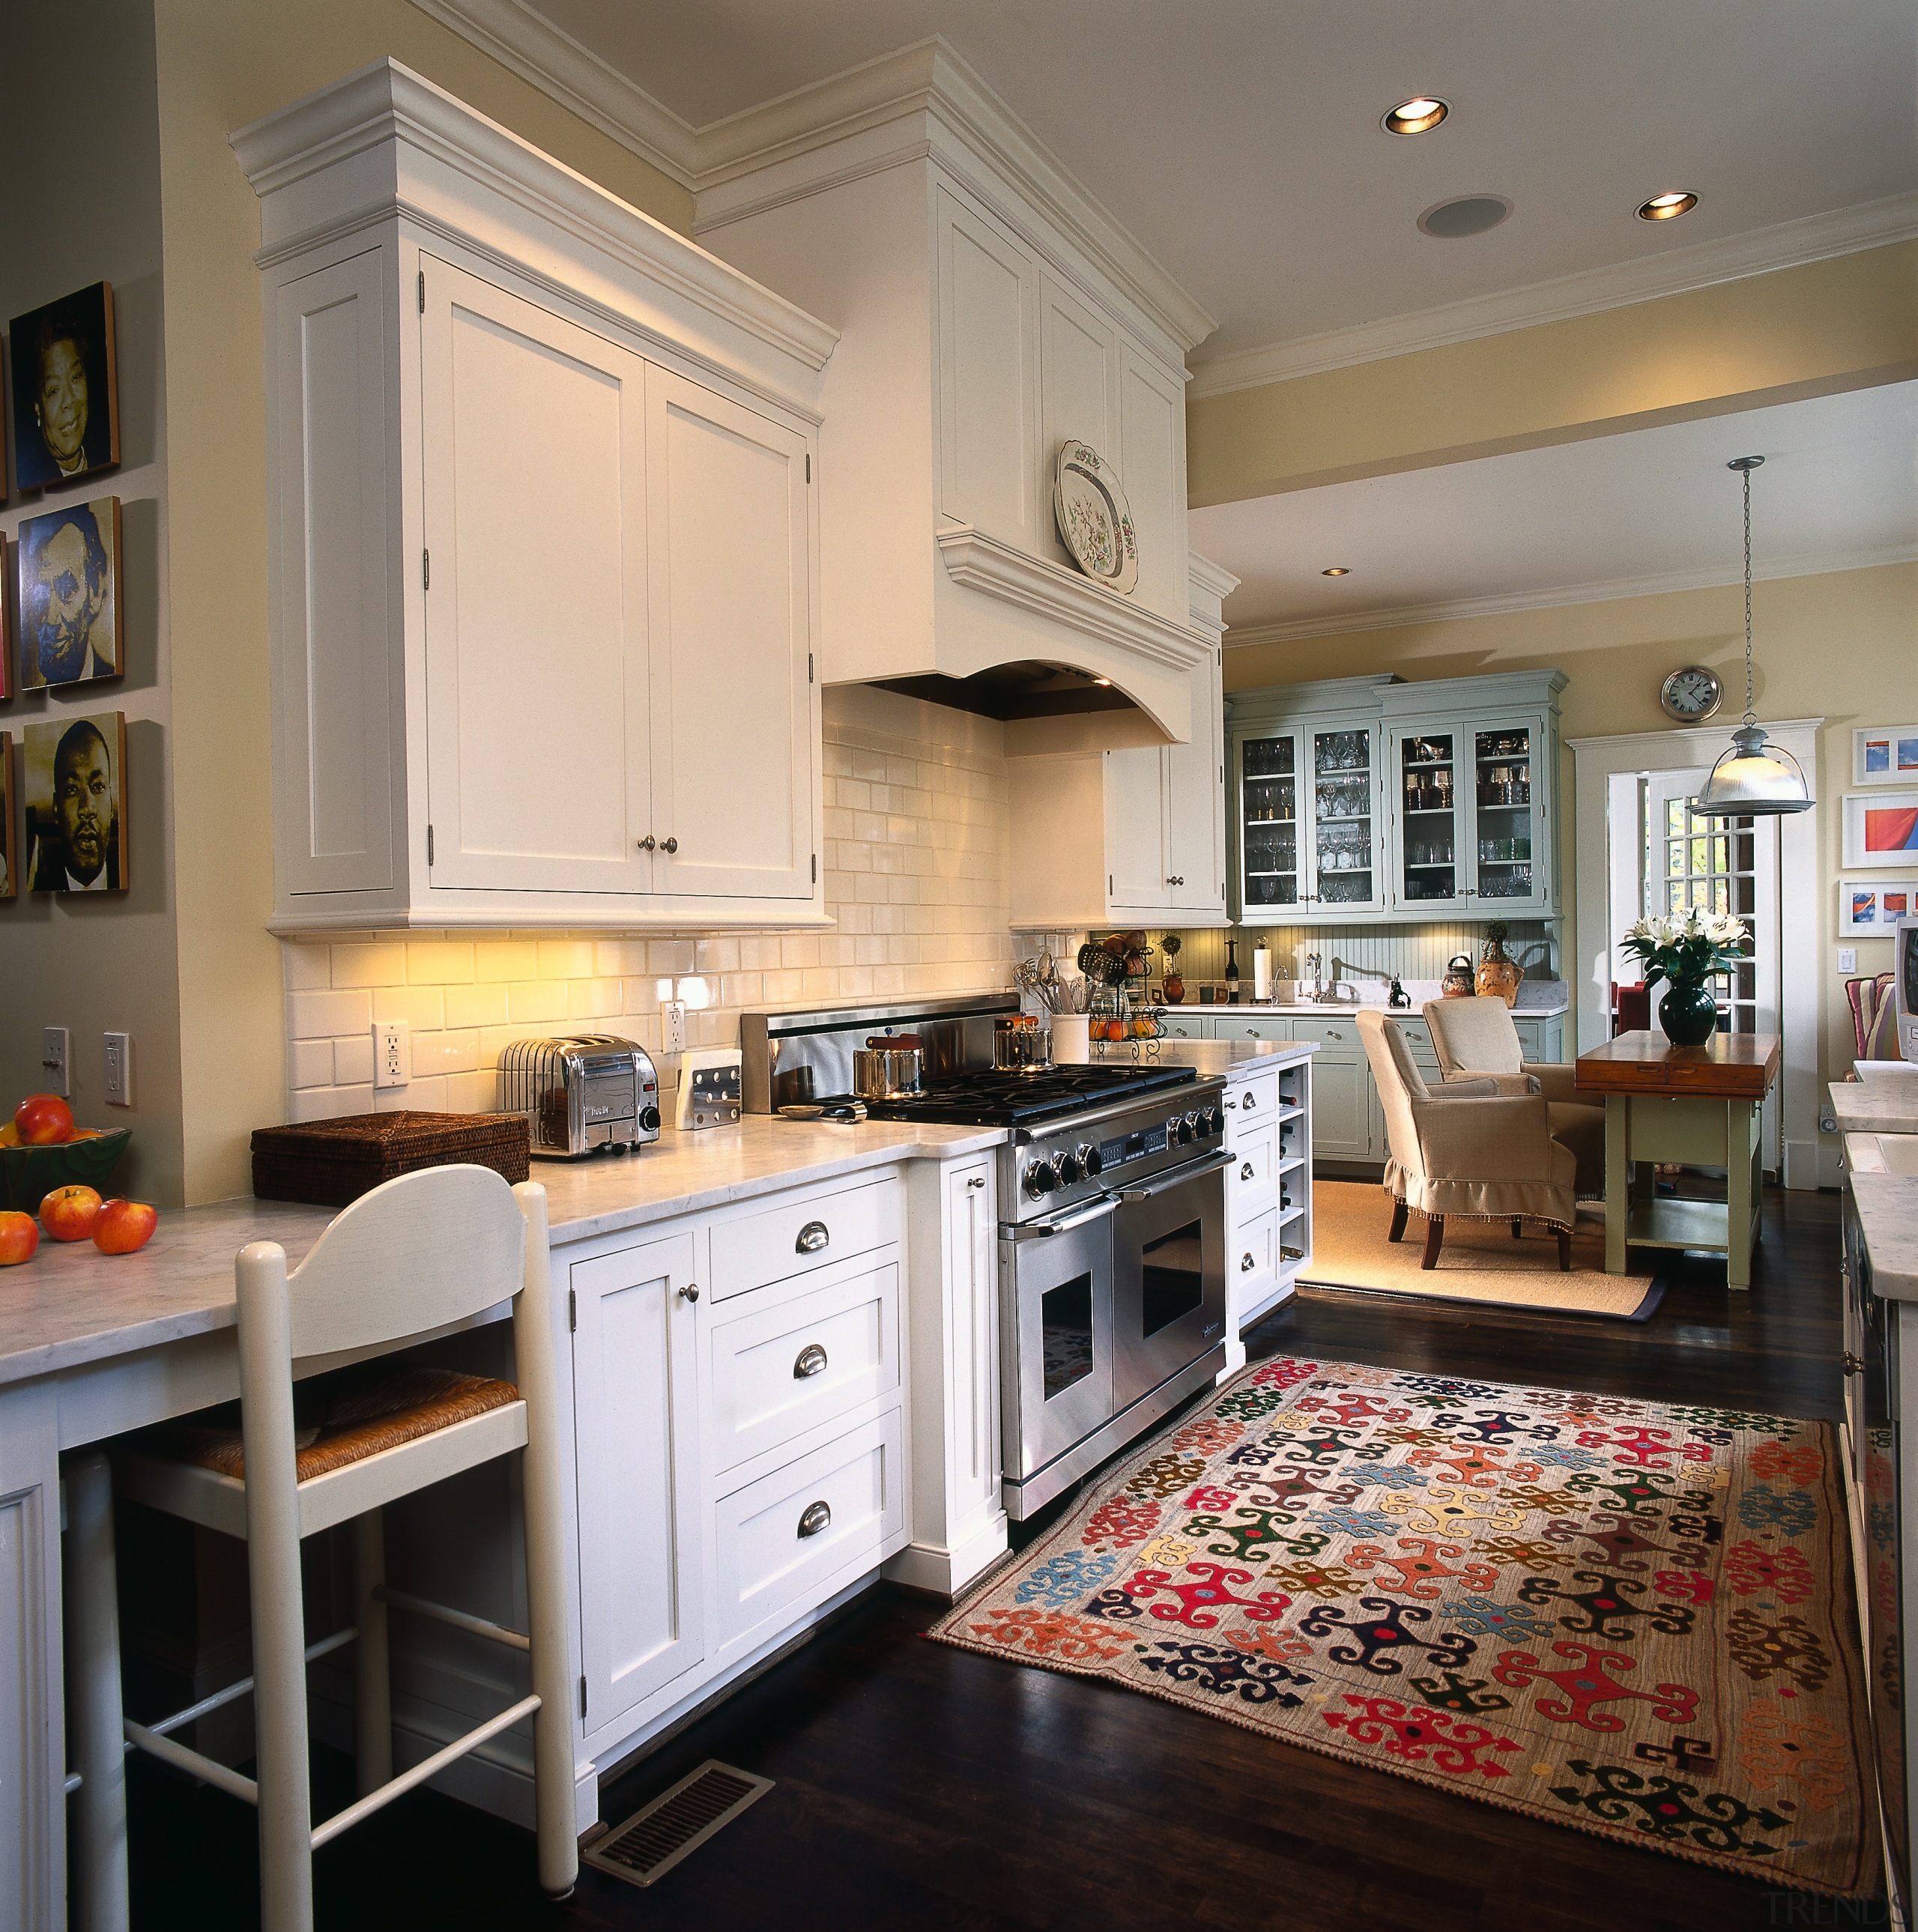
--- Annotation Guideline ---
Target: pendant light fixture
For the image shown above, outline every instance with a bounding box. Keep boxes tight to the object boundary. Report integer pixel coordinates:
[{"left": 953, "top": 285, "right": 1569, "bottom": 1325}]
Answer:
[{"left": 1692, "top": 455, "right": 1813, "bottom": 817}]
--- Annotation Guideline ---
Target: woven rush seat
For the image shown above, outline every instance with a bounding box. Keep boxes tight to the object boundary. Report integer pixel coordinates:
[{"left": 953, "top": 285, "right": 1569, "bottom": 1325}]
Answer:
[{"left": 160, "top": 1368, "right": 521, "bottom": 1484}]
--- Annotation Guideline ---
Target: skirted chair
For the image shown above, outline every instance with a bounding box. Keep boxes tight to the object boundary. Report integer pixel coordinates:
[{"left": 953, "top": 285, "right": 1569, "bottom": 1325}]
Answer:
[
  {"left": 1422, "top": 995, "right": 1606, "bottom": 1199},
  {"left": 1357, "top": 1011, "right": 1579, "bottom": 1270}
]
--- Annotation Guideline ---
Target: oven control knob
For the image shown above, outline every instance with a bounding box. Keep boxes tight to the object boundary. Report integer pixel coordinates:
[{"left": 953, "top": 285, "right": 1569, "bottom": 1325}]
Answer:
[
  {"left": 1200, "top": 1105, "right": 1223, "bottom": 1136},
  {"left": 1055, "top": 1148, "right": 1085, "bottom": 1184},
  {"left": 1024, "top": 1158, "right": 1059, "bottom": 1198},
  {"left": 1169, "top": 1115, "right": 1191, "bottom": 1145},
  {"left": 1077, "top": 1142, "right": 1103, "bottom": 1179}
]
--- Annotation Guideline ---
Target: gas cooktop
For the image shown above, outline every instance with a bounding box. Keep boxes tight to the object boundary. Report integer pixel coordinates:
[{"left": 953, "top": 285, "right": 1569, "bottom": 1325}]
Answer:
[{"left": 820, "top": 1062, "right": 1197, "bottom": 1129}]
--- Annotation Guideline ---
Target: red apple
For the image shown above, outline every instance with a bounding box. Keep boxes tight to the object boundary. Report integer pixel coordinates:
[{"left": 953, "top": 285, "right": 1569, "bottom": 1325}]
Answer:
[
  {"left": 92, "top": 1200, "right": 158, "bottom": 1255},
  {"left": 0, "top": 1212, "right": 38, "bottom": 1266},
  {"left": 40, "top": 1185, "right": 103, "bottom": 1242},
  {"left": 14, "top": 1094, "right": 74, "bottom": 1146}
]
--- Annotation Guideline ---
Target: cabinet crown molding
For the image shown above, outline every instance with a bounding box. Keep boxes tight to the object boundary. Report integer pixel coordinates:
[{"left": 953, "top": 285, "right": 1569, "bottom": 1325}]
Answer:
[{"left": 230, "top": 57, "right": 839, "bottom": 378}]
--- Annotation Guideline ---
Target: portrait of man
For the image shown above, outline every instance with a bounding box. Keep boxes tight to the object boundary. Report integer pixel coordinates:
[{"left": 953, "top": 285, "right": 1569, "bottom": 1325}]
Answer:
[
  {"left": 8, "top": 282, "right": 120, "bottom": 491},
  {"left": 25, "top": 712, "right": 126, "bottom": 893},
  {"left": 0, "top": 734, "right": 14, "bottom": 900},
  {"left": 17, "top": 499, "right": 120, "bottom": 689}
]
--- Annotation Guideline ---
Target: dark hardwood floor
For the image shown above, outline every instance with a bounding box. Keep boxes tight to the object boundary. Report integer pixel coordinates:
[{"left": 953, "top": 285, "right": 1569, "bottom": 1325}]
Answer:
[{"left": 124, "top": 1185, "right": 1869, "bottom": 1932}]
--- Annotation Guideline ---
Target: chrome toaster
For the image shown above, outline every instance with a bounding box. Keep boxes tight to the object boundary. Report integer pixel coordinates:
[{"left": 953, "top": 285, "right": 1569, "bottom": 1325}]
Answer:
[{"left": 498, "top": 1035, "right": 661, "bottom": 1159}]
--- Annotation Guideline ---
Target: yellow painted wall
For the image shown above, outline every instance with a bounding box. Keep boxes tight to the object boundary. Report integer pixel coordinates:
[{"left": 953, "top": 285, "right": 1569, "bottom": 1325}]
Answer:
[
  {"left": 1224, "top": 560, "right": 1918, "bottom": 1115},
  {"left": 1189, "top": 242, "right": 1918, "bottom": 505},
  {"left": 148, "top": 1, "right": 692, "bottom": 1200}
]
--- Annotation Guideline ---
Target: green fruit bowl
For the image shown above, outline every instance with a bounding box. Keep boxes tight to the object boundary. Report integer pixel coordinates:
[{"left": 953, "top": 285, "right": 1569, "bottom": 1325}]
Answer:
[{"left": 1, "top": 1130, "right": 133, "bottom": 1217}]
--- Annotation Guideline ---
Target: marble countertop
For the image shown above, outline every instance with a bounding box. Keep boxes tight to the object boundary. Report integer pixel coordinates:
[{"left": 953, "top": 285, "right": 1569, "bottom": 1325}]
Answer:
[
  {"left": 1125, "top": 1039, "right": 1313, "bottom": 1079},
  {"left": 1830, "top": 1080, "right": 1918, "bottom": 1135},
  {"left": 1178, "top": 988, "right": 1570, "bottom": 1021},
  {"left": 0, "top": 1115, "right": 1007, "bottom": 1390},
  {"left": 1846, "top": 1133, "right": 1918, "bottom": 1300}
]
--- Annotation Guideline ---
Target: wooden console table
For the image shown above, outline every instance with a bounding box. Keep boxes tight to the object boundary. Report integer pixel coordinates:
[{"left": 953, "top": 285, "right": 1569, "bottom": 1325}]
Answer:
[{"left": 1574, "top": 1030, "right": 1782, "bottom": 1289}]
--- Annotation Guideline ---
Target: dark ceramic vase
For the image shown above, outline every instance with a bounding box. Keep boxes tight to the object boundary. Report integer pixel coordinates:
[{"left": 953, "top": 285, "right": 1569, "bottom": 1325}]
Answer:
[{"left": 1658, "top": 978, "right": 1719, "bottom": 1046}]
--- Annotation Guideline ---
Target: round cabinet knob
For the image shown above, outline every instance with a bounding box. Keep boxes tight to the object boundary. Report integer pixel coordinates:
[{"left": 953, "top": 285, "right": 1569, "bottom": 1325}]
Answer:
[
  {"left": 1077, "top": 1142, "right": 1104, "bottom": 1178},
  {"left": 1055, "top": 1148, "right": 1085, "bottom": 1184},
  {"left": 1024, "top": 1159, "right": 1059, "bottom": 1198},
  {"left": 637, "top": 835, "right": 656, "bottom": 851},
  {"left": 661, "top": 836, "right": 679, "bottom": 854},
  {"left": 679, "top": 1283, "right": 700, "bottom": 1303}
]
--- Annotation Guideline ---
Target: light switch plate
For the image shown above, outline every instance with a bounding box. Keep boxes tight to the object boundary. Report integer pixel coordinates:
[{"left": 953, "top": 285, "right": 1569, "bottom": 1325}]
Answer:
[
  {"left": 1838, "top": 948, "right": 1858, "bottom": 975},
  {"left": 103, "top": 1032, "right": 131, "bottom": 1107},
  {"left": 41, "top": 1028, "right": 70, "bottom": 1099}
]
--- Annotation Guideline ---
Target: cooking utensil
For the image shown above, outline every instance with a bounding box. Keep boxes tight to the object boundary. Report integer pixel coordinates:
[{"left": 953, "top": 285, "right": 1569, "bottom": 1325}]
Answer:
[{"left": 853, "top": 1043, "right": 922, "bottom": 1099}]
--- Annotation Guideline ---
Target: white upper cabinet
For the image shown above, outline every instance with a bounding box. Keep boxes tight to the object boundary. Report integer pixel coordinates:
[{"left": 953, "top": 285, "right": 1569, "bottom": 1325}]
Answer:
[
  {"left": 236, "top": 60, "right": 835, "bottom": 930},
  {"left": 1116, "top": 345, "right": 1189, "bottom": 626},
  {"left": 1037, "top": 273, "right": 1119, "bottom": 572}
]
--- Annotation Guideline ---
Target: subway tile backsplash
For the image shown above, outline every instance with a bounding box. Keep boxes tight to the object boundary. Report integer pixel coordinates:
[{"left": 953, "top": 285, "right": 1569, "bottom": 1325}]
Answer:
[{"left": 278, "top": 688, "right": 1018, "bottom": 1123}]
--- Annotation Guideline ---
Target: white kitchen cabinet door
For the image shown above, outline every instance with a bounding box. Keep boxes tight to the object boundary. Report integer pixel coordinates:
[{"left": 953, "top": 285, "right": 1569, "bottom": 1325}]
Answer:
[
  {"left": 645, "top": 366, "right": 816, "bottom": 900},
  {"left": 1117, "top": 342, "right": 1189, "bottom": 625},
  {"left": 570, "top": 1232, "right": 704, "bottom": 1730},
  {"left": 936, "top": 187, "right": 1038, "bottom": 548},
  {"left": 1104, "top": 746, "right": 1170, "bottom": 909},
  {"left": 1166, "top": 648, "right": 1226, "bottom": 912},
  {"left": 1308, "top": 1053, "right": 1373, "bottom": 1161},
  {"left": 1038, "top": 273, "right": 1119, "bottom": 570},
  {"left": 943, "top": 1159, "right": 1001, "bottom": 1537},
  {"left": 420, "top": 258, "right": 653, "bottom": 895}
]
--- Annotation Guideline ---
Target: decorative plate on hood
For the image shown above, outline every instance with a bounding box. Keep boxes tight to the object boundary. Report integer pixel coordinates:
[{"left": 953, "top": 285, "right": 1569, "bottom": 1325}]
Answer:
[{"left": 1053, "top": 440, "right": 1138, "bottom": 595}]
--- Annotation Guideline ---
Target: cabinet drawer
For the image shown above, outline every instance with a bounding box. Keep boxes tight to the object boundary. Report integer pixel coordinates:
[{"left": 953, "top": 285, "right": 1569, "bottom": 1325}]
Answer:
[
  {"left": 1513, "top": 1018, "right": 1547, "bottom": 1058},
  {"left": 1392, "top": 1018, "right": 1437, "bottom": 1062},
  {"left": 1289, "top": 1017, "right": 1360, "bottom": 1053},
  {"left": 1159, "top": 1014, "right": 1207, "bottom": 1040},
  {"left": 712, "top": 1410, "right": 904, "bottom": 1650},
  {"left": 1217, "top": 1016, "right": 1290, "bottom": 1041},
  {"left": 706, "top": 1254, "right": 901, "bottom": 1474},
  {"left": 710, "top": 1175, "right": 901, "bottom": 1301},
  {"left": 1228, "top": 1072, "right": 1282, "bottom": 1128},
  {"left": 1234, "top": 1210, "right": 1277, "bottom": 1291},
  {"left": 1229, "top": 1124, "right": 1278, "bottom": 1225}
]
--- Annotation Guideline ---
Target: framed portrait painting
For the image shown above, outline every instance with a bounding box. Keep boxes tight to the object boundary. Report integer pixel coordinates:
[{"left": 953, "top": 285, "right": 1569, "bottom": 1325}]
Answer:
[
  {"left": 1843, "top": 790, "right": 1918, "bottom": 869},
  {"left": 0, "top": 734, "right": 13, "bottom": 900},
  {"left": 17, "top": 498, "right": 120, "bottom": 689},
  {"left": 24, "top": 711, "right": 125, "bottom": 892},
  {"left": 7, "top": 282, "right": 120, "bottom": 491},
  {"left": 1854, "top": 726, "right": 1918, "bottom": 787},
  {"left": 1840, "top": 876, "right": 1914, "bottom": 938}
]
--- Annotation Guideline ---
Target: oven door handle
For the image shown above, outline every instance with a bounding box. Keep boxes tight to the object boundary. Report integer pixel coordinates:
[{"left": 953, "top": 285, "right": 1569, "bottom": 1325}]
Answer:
[
  {"left": 999, "top": 1193, "right": 1122, "bottom": 1242},
  {"left": 1118, "top": 1149, "right": 1234, "bottom": 1205}
]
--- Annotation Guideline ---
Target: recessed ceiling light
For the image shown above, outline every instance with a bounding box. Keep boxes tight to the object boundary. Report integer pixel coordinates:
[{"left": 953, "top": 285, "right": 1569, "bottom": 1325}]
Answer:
[
  {"left": 1418, "top": 195, "right": 1513, "bottom": 239},
  {"left": 1637, "top": 190, "right": 1698, "bottom": 222},
  {"left": 1383, "top": 96, "right": 1450, "bottom": 136},
  {"left": 1322, "top": 566, "right": 1352, "bottom": 578}
]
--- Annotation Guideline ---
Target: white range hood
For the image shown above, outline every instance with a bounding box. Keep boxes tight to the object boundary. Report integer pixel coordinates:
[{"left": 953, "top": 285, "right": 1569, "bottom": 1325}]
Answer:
[{"left": 693, "top": 38, "right": 1218, "bottom": 741}]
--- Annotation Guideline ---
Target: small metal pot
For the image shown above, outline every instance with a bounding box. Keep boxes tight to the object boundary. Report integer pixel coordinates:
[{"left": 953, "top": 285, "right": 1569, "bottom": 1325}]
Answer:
[{"left": 853, "top": 1046, "right": 922, "bottom": 1099}]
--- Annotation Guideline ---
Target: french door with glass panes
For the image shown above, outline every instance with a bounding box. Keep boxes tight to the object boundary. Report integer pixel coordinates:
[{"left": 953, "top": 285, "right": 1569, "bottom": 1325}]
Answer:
[
  {"left": 1644, "top": 774, "right": 1782, "bottom": 1164},
  {"left": 1386, "top": 714, "right": 1550, "bottom": 915},
  {"left": 1238, "top": 722, "right": 1384, "bottom": 919}
]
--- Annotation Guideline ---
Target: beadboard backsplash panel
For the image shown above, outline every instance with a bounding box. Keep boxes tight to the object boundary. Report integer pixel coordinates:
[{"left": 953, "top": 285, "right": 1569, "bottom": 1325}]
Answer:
[
  {"left": 279, "top": 688, "right": 1016, "bottom": 1121},
  {"left": 1157, "top": 921, "right": 1557, "bottom": 996}
]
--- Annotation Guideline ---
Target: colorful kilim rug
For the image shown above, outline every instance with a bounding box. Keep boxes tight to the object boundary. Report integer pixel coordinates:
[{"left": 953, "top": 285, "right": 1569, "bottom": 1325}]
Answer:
[{"left": 931, "top": 1357, "right": 1876, "bottom": 1895}]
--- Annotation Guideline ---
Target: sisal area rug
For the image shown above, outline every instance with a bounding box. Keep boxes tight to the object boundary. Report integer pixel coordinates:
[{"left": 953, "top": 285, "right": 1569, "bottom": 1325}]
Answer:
[
  {"left": 1304, "top": 1181, "right": 1664, "bottom": 1321},
  {"left": 933, "top": 1357, "right": 1875, "bottom": 1895}
]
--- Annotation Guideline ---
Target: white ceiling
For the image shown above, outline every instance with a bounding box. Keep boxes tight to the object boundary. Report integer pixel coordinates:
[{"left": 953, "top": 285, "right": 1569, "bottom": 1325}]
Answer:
[
  {"left": 527, "top": 0, "right": 1917, "bottom": 359},
  {"left": 1189, "top": 382, "right": 1918, "bottom": 636}
]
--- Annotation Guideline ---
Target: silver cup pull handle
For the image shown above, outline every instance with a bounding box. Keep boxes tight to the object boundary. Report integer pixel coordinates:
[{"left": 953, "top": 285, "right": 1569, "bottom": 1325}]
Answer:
[
  {"left": 1241, "top": 1252, "right": 1256, "bottom": 1272},
  {"left": 1241, "top": 1162, "right": 1255, "bottom": 1181},
  {"left": 796, "top": 1220, "right": 830, "bottom": 1254},
  {"left": 793, "top": 1343, "right": 829, "bottom": 1379},
  {"left": 798, "top": 1500, "right": 832, "bottom": 1538}
]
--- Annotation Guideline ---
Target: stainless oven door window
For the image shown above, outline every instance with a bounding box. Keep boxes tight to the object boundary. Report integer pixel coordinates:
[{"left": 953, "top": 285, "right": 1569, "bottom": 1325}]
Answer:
[
  {"left": 1003, "top": 1208, "right": 1115, "bottom": 1485},
  {"left": 1113, "top": 1163, "right": 1226, "bottom": 1411}
]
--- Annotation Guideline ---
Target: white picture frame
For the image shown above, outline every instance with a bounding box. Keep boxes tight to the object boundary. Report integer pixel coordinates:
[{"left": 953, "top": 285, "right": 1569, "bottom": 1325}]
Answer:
[
  {"left": 1853, "top": 726, "right": 1918, "bottom": 787},
  {"left": 1842, "top": 790, "right": 1918, "bottom": 869},
  {"left": 1840, "top": 876, "right": 1915, "bottom": 938}
]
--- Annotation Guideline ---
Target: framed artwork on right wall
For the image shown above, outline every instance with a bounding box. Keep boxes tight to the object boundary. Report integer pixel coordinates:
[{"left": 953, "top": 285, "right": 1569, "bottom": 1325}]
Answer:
[
  {"left": 1843, "top": 790, "right": 1918, "bottom": 868},
  {"left": 1854, "top": 726, "right": 1918, "bottom": 787},
  {"left": 1841, "top": 876, "right": 1914, "bottom": 938}
]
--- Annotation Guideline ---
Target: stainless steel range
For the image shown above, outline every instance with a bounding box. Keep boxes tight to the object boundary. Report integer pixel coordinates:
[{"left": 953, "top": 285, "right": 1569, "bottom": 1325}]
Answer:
[{"left": 742, "top": 994, "right": 1231, "bottom": 1517}]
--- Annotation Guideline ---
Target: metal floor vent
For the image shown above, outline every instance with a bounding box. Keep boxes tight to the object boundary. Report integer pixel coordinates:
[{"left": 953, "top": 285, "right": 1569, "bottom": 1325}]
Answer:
[{"left": 581, "top": 1760, "right": 773, "bottom": 1888}]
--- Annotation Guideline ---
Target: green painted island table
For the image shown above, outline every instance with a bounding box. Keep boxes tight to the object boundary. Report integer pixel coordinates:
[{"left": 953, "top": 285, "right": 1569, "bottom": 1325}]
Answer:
[{"left": 1574, "top": 1029, "right": 1782, "bottom": 1289}]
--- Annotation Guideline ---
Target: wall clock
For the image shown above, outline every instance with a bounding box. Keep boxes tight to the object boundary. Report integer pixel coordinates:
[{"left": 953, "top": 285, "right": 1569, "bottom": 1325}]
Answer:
[{"left": 1660, "top": 665, "right": 1722, "bottom": 722}]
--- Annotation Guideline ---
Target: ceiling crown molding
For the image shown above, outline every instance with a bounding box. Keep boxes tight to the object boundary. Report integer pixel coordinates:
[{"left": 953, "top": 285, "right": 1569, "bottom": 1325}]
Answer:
[
  {"left": 408, "top": 0, "right": 698, "bottom": 185},
  {"left": 1222, "top": 541, "right": 1918, "bottom": 649},
  {"left": 1190, "top": 190, "right": 1918, "bottom": 399}
]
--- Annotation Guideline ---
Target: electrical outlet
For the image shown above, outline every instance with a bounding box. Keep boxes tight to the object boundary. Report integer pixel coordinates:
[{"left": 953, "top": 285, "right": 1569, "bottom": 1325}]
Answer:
[
  {"left": 662, "top": 999, "right": 687, "bottom": 1055},
  {"left": 1838, "top": 947, "right": 1858, "bottom": 975},
  {"left": 103, "top": 1032, "right": 131, "bottom": 1107},
  {"left": 373, "top": 1020, "right": 411, "bottom": 1090},
  {"left": 41, "top": 1027, "right": 70, "bottom": 1098}
]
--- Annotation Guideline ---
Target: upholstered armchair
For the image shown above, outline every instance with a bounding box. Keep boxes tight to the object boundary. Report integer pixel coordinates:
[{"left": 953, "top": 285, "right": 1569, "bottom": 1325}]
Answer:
[
  {"left": 1357, "top": 1011, "right": 1578, "bottom": 1270},
  {"left": 1422, "top": 996, "right": 1605, "bottom": 1198}
]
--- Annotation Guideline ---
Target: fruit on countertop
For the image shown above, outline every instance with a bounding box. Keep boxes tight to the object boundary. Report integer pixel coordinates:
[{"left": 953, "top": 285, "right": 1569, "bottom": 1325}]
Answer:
[
  {"left": 14, "top": 1094, "right": 74, "bottom": 1146},
  {"left": 0, "top": 1212, "right": 38, "bottom": 1266},
  {"left": 0, "top": 1122, "right": 19, "bottom": 1147},
  {"left": 40, "top": 1185, "right": 103, "bottom": 1242},
  {"left": 93, "top": 1199, "right": 158, "bottom": 1255}
]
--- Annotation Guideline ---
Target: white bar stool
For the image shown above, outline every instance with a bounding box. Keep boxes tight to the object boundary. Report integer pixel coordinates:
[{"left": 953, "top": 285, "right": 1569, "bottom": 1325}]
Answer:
[{"left": 66, "top": 1167, "right": 576, "bottom": 1932}]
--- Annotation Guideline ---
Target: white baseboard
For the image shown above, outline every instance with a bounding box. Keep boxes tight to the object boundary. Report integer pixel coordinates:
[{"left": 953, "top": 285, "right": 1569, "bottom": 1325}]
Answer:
[{"left": 884, "top": 1512, "right": 1010, "bottom": 1599}]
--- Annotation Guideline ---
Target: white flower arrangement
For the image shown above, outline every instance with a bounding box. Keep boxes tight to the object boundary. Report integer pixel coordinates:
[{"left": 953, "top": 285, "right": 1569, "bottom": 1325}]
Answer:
[{"left": 1620, "top": 905, "right": 1749, "bottom": 990}]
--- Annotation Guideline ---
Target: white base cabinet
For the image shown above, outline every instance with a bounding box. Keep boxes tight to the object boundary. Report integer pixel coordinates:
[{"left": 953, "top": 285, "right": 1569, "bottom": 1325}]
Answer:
[
  {"left": 1217, "top": 1056, "right": 1314, "bottom": 1374},
  {"left": 236, "top": 61, "right": 833, "bottom": 931}
]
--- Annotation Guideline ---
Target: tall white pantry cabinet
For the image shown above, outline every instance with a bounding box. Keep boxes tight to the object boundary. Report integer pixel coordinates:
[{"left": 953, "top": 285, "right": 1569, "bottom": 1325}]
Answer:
[{"left": 235, "top": 60, "right": 839, "bottom": 930}]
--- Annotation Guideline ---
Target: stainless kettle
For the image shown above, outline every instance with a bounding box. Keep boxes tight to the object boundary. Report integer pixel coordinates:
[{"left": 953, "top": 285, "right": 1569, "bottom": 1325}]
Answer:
[{"left": 852, "top": 1035, "right": 923, "bottom": 1099}]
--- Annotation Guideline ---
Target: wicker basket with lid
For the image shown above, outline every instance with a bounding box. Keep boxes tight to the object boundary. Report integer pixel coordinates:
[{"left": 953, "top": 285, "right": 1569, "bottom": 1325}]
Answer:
[{"left": 251, "top": 1110, "right": 530, "bottom": 1208}]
